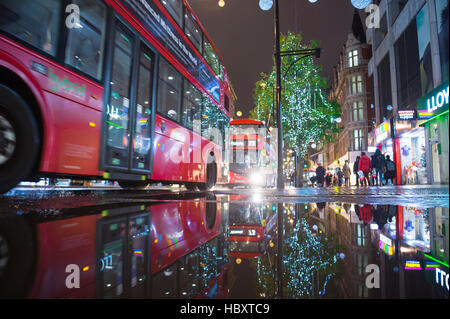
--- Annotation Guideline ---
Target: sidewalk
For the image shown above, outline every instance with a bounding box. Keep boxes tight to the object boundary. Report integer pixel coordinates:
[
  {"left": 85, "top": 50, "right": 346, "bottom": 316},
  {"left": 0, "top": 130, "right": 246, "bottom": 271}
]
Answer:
[{"left": 217, "top": 185, "right": 450, "bottom": 208}]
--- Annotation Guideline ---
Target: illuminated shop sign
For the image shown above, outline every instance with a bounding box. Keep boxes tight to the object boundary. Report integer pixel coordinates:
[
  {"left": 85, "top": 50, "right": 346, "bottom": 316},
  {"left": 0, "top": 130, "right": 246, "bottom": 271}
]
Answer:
[
  {"left": 375, "top": 121, "right": 390, "bottom": 144},
  {"left": 417, "top": 81, "right": 449, "bottom": 120},
  {"left": 404, "top": 260, "right": 422, "bottom": 270},
  {"left": 397, "top": 110, "right": 416, "bottom": 121}
]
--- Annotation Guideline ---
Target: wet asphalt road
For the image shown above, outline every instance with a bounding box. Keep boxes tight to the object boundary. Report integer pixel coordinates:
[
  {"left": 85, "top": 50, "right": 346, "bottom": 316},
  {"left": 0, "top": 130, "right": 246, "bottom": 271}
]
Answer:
[{"left": 0, "top": 185, "right": 448, "bottom": 299}]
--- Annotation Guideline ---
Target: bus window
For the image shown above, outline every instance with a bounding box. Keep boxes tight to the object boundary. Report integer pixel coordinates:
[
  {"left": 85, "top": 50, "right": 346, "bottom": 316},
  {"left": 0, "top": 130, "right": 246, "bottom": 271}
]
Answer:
[
  {"left": 106, "top": 24, "right": 134, "bottom": 168},
  {"left": 64, "top": 0, "right": 107, "bottom": 80},
  {"left": 157, "top": 59, "right": 182, "bottom": 122},
  {"left": 184, "top": 9, "right": 202, "bottom": 53},
  {"left": 132, "top": 47, "right": 154, "bottom": 171},
  {"left": 0, "top": 0, "right": 61, "bottom": 56},
  {"left": 203, "top": 39, "right": 223, "bottom": 81},
  {"left": 160, "top": 0, "right": 183, "bottom": 27},
  {"left": 181, "top": 81, "right": 202, "bottom": 131}
]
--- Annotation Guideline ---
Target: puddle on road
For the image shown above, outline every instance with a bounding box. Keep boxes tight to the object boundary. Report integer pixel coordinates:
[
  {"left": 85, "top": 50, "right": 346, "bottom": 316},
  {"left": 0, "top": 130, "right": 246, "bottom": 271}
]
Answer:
[{"left": 0, "top": 194, "right": 448, "bottom": 299}]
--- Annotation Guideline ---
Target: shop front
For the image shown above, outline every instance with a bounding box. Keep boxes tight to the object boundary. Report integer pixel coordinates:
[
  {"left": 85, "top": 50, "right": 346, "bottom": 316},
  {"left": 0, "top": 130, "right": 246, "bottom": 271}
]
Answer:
[
  {"left": 417, "top": 81, "right": 449, "bottom": 184},
  {"left": 372, "top": 120, "right": 402, "bottom": 184},
  {"left": 394, "top": 116, "right": 428, "bottom": 185}
]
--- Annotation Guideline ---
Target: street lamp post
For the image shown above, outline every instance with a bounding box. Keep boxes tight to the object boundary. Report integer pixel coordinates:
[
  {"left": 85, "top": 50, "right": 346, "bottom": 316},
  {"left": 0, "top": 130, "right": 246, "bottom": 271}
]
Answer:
[
  {"left": 274, "top": 0, "right": 284, "bottom": 190},
  {"left": 267, "top": 0, "right": 320, "bottom": 190}
]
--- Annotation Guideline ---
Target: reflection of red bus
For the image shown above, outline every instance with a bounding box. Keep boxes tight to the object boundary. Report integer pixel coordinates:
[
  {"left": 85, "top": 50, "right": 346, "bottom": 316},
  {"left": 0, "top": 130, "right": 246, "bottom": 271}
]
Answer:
[
  {"left": 0, "top": 197, "right": 229, "bottom": 298},
  {"left": 228, "top": 202, "right": 277, "bottom": 259},
  {"left": 0, "top": 0, "right": 230, "bottom": 194},
  {"left": 227, "top": 119, "right": 276, "bottom": 187}
]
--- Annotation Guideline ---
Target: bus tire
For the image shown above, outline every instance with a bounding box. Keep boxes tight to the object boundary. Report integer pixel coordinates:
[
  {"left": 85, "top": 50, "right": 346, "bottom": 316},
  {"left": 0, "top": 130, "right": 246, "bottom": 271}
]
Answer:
[
  {"left": 0, "top": 85, "right": 40, "bottom": 194},
  {"left": 184, "top": 183, "right": 198, "bottom": 191},
  {"left": 0, "top": 215, "right": 36, "bottom": 298},
  {"left": 118, "top": 180, "right": 149, "bottom": 189},
  {"left": 198, "top": 162, "right": 217, "bottom": 191}
]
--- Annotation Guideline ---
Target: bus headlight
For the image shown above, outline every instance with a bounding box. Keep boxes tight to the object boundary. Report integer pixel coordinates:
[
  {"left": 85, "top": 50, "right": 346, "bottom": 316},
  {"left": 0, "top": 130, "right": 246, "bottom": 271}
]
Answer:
[{"left": 250, "top": 173, "right": 264, "bottom": 185}]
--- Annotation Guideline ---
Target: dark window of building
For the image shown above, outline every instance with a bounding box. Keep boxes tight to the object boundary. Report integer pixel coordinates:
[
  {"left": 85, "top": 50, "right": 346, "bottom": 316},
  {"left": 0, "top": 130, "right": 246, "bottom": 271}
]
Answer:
[
  {"left": 395, "top": 19, "right": 421, "bottom": 108},
  {"left": 377, "top": 54, "right": 392, "bottom": 121},
  {"left": 390, "top": 0, "right": 409, "bottom": 24},
  {"left": 374, "top": 14, "right": 388, "bottom": 49},
  {"left": 369, "top": 75, "right": 376, "bottom": 126},
  {"left": 416, "top": 5, "right": 433, "bottom": 95},
  {"left": 435, "top": 0, "right": 449, "bottom": 82}
]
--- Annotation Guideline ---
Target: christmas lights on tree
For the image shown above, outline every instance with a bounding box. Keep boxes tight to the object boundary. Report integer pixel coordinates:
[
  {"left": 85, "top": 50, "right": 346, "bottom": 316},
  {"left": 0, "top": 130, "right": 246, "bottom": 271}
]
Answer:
[{"left": 251, "top": 32, "right": 342, "bottom": 157}]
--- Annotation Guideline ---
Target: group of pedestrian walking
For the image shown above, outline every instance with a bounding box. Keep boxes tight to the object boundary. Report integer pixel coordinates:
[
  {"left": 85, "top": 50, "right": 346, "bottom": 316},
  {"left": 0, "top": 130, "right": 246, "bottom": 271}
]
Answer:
[
  {"left": 353, "top": 150, "right": 396, "bottom": 187},
  {"left": 313, "top": 149, "right": 396, "bottom": 188}
]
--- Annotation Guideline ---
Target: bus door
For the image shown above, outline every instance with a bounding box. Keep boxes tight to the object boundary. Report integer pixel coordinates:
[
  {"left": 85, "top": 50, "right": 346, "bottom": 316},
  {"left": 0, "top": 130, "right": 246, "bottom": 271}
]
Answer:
[
  {"left": 96, "top": 209, "right": 151, "bottom": 298},
  {"left": 101, "top": 19, "right": 156, "bottom": 176}
]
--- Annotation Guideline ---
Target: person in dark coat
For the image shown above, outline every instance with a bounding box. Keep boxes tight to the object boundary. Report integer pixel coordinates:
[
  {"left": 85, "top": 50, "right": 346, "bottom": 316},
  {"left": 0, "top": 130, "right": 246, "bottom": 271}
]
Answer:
[
  {"left": 384, "top": 155, "right": 396, "bottom": 185},
  {"left": 353, "top": 156, "right": 360, "bottom": 187},
  {"left": 372, "top": 149, "right": 386, "bottom": 186},
  {"left": 315, "top": 164, "right": 326, "bottom": 187}
]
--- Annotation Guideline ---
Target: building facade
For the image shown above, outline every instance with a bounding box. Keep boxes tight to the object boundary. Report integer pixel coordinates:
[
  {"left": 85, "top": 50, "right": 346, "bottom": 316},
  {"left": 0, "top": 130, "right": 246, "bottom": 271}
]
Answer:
[
  {"left": 366, "top": 0, "right": 449, "bottom": 185},
  {"left": 318, "top": 11, "right": 373, "bottom": 184}
]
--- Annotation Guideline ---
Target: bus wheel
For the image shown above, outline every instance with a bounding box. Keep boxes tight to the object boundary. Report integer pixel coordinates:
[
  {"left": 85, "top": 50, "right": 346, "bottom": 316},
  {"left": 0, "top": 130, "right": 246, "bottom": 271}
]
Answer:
[
  {"left": 184, "top": 183, "right": 198, "bottom": 191},
  {"left": 199, "top": 162, "right": 217, "bottom": 191},
  {"left": 118, "top": 180, "right": 149, "bottom": 189},
  {"left": 0, "top": 85, "right": 40, "bottom": 194}
]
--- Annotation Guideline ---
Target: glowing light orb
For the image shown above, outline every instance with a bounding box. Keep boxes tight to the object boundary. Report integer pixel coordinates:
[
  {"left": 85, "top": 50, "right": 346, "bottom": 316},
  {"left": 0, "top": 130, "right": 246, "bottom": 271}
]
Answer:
[
  {"left": 351, "top": 0, "right": 371, "bottom": 9},
  {"left": 259, "top": 0, "right": 273, "bottom": 11}
]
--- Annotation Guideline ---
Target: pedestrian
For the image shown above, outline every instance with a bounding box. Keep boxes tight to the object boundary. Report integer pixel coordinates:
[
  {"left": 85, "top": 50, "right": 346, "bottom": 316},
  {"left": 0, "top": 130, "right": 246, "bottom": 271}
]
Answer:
[
  {"left": 384, "top": 155, "right": 396, "bottom": 185},
  {"left": 343, "top": 160, "right": 351, "bottom": 187},
  {"left": 336, "top": 167, "right": 344, "bottom": 186},
  {"left": 325, "top": 173, "right": 332, "bottom": 187},
  {"left": 315, "top": 164, "right": 326, "bottom": 187},
  {"left": 372, "top": 149, "right": 386, "bottom": 186},
  {"left": 353, "top": 156, "right": 360, "bottom": 187},
  {"left": 358, "top": 152, "right": 372, "bottom": 186},
  {"left": 289, "top": 170, "right": 295, "bottom": 186}
]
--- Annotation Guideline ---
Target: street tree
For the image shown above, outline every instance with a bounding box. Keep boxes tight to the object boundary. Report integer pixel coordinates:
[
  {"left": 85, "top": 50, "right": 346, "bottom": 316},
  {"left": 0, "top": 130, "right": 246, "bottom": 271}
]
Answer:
[{"left": 251, "top": 32, "right": 342, "bottom": 158}]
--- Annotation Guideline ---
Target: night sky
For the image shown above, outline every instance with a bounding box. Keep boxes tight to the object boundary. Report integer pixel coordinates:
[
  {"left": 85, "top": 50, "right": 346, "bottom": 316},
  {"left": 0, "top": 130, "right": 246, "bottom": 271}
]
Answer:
[{"left": 188, "top": 0, "right": 358, "bottom": 117}]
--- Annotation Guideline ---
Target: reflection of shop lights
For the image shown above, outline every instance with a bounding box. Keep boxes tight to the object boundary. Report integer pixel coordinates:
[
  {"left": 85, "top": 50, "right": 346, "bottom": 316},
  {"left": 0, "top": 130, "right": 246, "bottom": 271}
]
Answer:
[
  {"left": 425, "top": 261, "right": 441, "bottom": 270},
  {"left": 404, "top": 261, "right": 422, "bottom": 270},
  {"left": 379, "top": 241, "right": 393, "bottom": 255},
  {"left": 424, "top": 253, "right": 449, "bottom": 268},
  {"left": 133, "top": 249, "right": 144, "bottom": 257}
]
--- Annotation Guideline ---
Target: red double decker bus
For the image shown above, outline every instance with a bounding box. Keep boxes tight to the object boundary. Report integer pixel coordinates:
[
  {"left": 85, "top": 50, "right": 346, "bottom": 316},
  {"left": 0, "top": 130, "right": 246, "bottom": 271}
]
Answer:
[
  {"left": 0, "top": 0, "right": 231, "bottom": 194},
  {"left": 227, "top": 119, "right": 276, "bottom": 187},
  {"left": 228, "top": 201, "right": 277, "bottom": 259},
  {"left": 0, "top": 195, "right": 229, "bottom": 298}
]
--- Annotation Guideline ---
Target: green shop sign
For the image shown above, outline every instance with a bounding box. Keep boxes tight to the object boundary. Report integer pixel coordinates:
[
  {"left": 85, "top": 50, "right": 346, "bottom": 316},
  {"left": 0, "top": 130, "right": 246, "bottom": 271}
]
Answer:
[{"left": 417, "top": 81, "right": 449, "bottom": 121}]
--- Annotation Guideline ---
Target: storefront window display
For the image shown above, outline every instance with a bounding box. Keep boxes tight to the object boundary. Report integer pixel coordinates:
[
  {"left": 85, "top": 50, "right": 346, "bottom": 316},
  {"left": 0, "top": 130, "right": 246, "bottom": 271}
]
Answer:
[
  {"left": 403, "top": 207, "right": 430, "bottom": 251},
  {"left": 398, "top": 127, "right": 428, "bottom": 184}
]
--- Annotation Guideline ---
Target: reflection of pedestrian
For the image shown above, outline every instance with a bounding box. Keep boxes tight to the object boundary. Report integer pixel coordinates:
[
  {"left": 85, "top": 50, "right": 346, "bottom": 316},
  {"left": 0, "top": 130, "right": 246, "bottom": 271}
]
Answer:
[
  {"left": 343, "top": 161, "right": 351, "bottom": 187},
  {"left": 353, "top": 156, "right": 360, "bottom": 187},
  {"left": 358, "top": 152, "right": 372, "bottom": 186},
  {"left": 316, "top": 164, "right": 325, "bottom": 187},
  {"left": 325, "top": 173, "right": 332, "bottom": 187}
]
